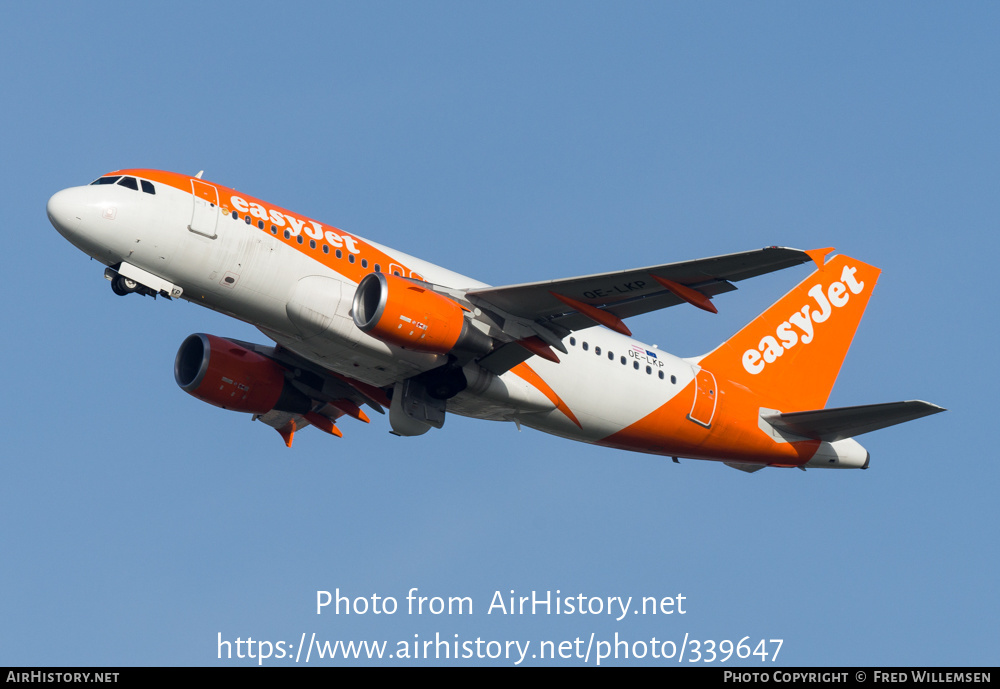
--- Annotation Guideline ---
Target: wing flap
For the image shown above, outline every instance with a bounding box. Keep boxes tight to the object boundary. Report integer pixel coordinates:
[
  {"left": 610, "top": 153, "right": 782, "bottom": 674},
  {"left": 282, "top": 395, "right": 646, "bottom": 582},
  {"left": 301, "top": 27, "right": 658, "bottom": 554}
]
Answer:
[
  {"left": 478, "top": 341, "right": 538, "bottom": 374},
  {"left": 763, "top": 401, "right": 946, "bottom": 442}
]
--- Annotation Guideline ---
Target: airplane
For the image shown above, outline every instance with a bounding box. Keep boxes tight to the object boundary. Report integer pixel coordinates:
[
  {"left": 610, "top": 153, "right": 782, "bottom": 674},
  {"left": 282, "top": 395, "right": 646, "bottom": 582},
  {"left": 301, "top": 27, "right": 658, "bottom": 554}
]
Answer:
[{"left": 46, "top": 169, "right": 944, "bottom": 472}]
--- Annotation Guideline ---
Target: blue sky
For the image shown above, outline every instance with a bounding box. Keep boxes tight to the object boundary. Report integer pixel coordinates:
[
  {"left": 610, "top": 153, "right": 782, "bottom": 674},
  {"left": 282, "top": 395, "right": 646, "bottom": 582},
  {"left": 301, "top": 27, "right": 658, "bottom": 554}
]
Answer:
[{"left": 2, "top": 2, "right": 996, "bottom": 666}]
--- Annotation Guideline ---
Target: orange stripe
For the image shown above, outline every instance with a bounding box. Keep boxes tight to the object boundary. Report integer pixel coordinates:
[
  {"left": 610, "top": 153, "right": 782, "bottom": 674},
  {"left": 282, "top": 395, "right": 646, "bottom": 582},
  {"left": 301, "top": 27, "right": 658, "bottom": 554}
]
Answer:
[
  {"left": 510, "top": 363, "right": 582, "bottom": 428},
  {"left": 597, "top": 376, "right": 820, "bottom": 466}
]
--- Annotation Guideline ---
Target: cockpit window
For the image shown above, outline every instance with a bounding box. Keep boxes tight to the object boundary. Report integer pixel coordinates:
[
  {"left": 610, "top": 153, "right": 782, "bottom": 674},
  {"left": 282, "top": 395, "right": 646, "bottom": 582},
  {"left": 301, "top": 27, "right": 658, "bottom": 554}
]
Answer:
[{"left": 89, "top": 174, "right": 154, "bottom": 194}]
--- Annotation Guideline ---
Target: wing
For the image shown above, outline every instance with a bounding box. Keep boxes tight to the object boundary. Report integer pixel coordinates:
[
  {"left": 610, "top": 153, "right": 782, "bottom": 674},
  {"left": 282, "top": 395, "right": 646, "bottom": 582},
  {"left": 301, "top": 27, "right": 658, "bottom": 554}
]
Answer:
[
  {"left": 227, "top": 338, "right": 388, "bottom": 447},
  {"left": 467, "top": 246, "right": 815, "bottom": 374}
]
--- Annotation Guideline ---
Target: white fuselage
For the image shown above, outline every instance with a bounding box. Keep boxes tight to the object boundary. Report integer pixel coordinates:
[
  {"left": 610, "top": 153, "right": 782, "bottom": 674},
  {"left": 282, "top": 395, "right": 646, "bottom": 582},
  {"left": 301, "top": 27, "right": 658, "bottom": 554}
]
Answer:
[
  {"left": 47, "top": 173, "right": 699, "bottom": 446},
  {"left": 49, "top": 169, "right": 882, "bottom": 470}
]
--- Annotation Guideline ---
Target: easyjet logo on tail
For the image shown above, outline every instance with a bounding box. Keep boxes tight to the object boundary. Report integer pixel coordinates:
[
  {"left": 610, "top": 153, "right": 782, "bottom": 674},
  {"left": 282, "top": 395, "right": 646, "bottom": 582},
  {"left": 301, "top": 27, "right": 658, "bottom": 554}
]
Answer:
[{"left": 742, "top": 265, "right": 866, "bottom": 375}]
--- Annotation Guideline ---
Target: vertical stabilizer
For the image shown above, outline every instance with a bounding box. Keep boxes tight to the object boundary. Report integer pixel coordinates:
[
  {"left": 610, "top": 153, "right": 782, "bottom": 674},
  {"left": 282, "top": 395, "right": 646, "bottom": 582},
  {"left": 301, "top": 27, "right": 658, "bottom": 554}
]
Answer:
[{"left": 700, "top": 253, "right": 881, "bottom": 412}]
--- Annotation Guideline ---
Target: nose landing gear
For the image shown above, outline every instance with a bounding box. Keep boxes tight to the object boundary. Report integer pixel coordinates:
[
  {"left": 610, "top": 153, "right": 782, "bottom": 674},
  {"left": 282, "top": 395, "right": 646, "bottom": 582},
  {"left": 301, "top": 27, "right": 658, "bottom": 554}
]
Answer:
[
  {"left": 105, "top": 266, "right": 157, "bottom": 298},
  {"left": 110, "top": 274, "right": 141, "bottom": 296}
]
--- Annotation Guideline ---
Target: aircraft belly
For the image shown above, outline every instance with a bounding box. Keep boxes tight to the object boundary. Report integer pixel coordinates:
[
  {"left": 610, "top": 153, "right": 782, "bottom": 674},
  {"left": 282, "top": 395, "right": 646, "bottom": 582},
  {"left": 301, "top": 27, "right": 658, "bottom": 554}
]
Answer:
[
  {"left": 445, "top": 396, "right": 521, "bottom": 422},
  {"left": 267, "top": 329, "right": 437, "bottom": 388}
]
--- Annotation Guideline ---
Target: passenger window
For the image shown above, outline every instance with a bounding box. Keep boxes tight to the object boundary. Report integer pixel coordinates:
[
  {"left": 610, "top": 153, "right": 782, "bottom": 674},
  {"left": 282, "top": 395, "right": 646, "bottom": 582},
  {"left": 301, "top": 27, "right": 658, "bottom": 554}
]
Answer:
[
  {"left": 595, "top": 346, "right": 601, "bottom": 356},
  {"left": 140, "top": 180, "right": 155, "bottom": 194},
  {"left": 582, "top": 342, "right": 589, "bottom": 351},
  {"left": 117, "top": 177, "right": 139, "bottom": 191},
  {"left": 91, "top": 176, "right": 121, "bottom": 185}
]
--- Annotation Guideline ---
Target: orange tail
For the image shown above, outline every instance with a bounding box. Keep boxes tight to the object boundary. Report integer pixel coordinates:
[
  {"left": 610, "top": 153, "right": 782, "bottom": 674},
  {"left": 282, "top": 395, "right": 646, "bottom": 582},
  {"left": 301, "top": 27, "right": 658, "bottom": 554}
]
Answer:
[{"left": 700, "top": 253, "right": 881, "bottom": 412}]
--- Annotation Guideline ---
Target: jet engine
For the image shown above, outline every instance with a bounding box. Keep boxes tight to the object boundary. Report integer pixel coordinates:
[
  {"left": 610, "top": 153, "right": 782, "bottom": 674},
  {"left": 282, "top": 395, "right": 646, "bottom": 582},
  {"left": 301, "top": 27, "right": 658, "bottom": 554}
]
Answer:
[
  {"left": 352, "top": 273, "right": 492, "bottom": 356},
  {"left": 174, "top": 333, "right": 310, "bottom": 414}
]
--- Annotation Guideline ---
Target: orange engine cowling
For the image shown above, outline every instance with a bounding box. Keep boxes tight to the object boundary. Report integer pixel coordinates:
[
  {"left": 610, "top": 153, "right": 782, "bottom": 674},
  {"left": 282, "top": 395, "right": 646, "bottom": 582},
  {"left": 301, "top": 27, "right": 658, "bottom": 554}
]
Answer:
[
  {"left": 174, "top": 333, "right": 310, "bottom": 414},
  {"left": 352, "top": 273, "right": 492, "bottom": 355}
]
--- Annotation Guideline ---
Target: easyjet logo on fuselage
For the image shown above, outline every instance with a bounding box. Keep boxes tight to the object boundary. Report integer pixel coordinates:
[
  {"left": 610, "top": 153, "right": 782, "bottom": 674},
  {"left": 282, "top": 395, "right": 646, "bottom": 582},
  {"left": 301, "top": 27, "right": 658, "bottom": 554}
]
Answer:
[
  {"left": 742, "top": 265, "right": 866, "bottom": 375},
  {"left": 229, "top": 195, "right": 361, "bottom": 254}
]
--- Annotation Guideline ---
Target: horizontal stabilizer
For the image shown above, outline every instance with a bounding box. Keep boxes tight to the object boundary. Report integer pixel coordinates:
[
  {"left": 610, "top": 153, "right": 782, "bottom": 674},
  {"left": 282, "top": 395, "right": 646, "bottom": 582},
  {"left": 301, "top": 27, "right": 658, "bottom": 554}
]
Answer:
[{"left": 763, "top": 401, "right": 945, "bottom": 442}]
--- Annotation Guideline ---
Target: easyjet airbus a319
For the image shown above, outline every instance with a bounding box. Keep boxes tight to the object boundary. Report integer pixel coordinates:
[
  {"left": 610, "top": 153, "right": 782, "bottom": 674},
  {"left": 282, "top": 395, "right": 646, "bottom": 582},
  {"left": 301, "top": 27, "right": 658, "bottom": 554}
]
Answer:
[{"left": 47, "top": 169, "right": 943, "bottom": 472}]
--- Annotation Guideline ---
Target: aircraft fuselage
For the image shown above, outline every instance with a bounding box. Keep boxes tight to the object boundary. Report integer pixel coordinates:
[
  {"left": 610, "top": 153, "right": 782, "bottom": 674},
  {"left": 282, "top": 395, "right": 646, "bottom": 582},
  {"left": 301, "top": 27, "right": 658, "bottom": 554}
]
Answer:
[{"left": 48, "top": 169, "right": 940, "bottom": 470}]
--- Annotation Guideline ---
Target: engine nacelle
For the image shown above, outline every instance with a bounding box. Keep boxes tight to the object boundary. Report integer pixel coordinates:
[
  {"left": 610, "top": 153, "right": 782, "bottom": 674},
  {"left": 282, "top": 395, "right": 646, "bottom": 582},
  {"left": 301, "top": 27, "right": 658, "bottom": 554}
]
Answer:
[
  {"left": 352, "top": 273, "right": 492, "bottom": 356},
  {"left": 174, "top": 333, "right": 310, "bottom": 414}
]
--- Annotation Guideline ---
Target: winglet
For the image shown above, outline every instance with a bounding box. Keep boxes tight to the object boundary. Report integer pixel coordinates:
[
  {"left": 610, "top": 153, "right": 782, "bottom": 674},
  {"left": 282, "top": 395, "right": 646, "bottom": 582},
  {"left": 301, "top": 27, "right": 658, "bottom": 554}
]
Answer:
[{"left": 805, "top": 247, "right": 836, "bottom": 270}]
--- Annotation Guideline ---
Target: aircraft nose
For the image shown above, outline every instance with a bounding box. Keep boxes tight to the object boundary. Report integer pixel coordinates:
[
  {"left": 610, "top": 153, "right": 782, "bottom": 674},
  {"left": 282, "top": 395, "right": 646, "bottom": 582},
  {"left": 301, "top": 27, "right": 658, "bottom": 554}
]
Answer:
[{"left": 46, "top": 188, "right": 83, "bottom": 238}]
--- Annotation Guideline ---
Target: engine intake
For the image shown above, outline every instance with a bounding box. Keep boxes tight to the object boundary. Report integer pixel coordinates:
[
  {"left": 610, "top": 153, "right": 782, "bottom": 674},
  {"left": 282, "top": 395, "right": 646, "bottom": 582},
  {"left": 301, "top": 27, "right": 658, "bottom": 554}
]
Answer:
[
  {"left": 352, "top": 273, "right": 491, "bottom": 356},
  {"left": 174, "top": 333, "right": 310, "bottom": 414}
]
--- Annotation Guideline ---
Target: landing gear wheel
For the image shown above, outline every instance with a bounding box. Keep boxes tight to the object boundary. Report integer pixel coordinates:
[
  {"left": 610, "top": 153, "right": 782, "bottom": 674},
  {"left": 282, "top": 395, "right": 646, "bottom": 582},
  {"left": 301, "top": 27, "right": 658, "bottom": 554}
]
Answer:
[{"left": 111, "top": 275, "right": 138, "bottom": 296}]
